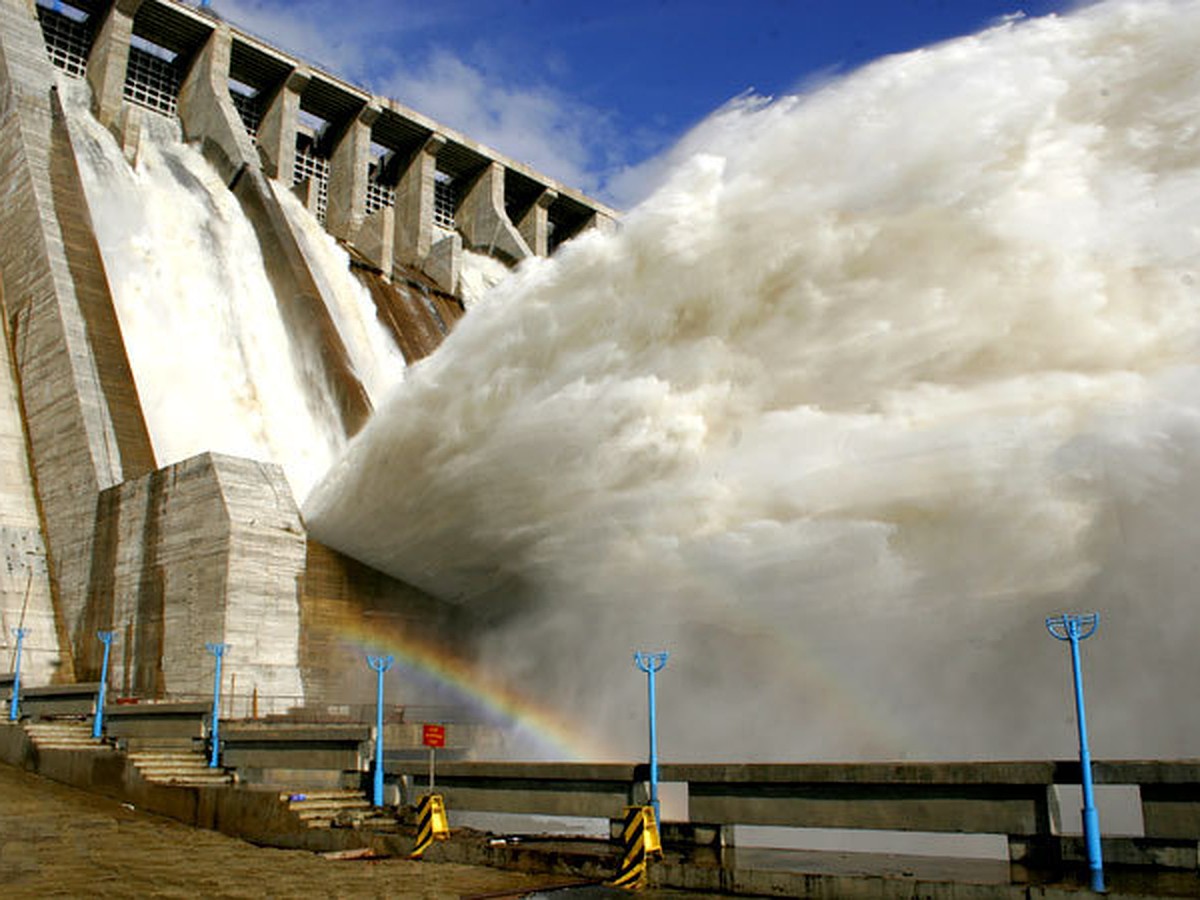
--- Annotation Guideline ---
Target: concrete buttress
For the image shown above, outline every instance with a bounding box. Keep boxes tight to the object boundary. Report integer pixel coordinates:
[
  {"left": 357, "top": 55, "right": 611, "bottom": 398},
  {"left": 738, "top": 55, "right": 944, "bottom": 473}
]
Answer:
[
  {"left": 0, "top": 0, "right": 157, "bottom": 678},
  {"left": 176, "top": 22, "right": 259, "bottom": 186},
  {"left": 457, "top": 161, "right": 532, "bottom": 265}
]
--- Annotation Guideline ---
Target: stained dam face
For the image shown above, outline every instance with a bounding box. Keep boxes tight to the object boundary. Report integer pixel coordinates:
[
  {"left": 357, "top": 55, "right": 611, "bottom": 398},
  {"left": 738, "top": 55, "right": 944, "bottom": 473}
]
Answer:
[{"left": 306, "top": 0, "right": 1200, "bottom": 761}]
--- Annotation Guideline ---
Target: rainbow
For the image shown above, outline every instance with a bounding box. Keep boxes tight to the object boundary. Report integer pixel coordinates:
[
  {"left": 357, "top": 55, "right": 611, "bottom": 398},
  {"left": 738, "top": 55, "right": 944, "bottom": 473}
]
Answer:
[{"left": 333, "top": 618, "right": 615, "bottom": 761}]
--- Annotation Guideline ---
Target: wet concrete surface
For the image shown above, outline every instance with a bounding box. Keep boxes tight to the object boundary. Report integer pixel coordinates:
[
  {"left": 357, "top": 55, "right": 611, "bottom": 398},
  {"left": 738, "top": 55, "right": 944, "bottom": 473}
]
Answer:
[
  {"left": 6, "top": 755, "right": 1199, "bottom": 898},
  {"left": 0, "top": 762, "right": 580, "bottom": 899}
]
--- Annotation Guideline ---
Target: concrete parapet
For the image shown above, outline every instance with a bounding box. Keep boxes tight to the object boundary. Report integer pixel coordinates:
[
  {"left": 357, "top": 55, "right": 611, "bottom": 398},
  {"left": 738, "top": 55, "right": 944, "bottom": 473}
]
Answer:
[
  {"left": 85, "top": 0, "right": 143, "bottom": 131},
  {"left": 326, "top": 103, "right": 381, "bottom": 243},
  {"left": 19, "top": 681, "right": 99, "bottom": 717},
  {"left": 457, "top": 161, "right": 532, "bottom": 264},
  {"left": 102, "top": 701, "right": 207, "bottom": 747},
  {"left": 256, "top": 67, "right": 309, "bottom": 183},
  {"left": 384, "top": 761, "right": 640, "bottom": 819},
  {"left": 220, "top": 723, "right": 369, "bottom": 787},
  {"left": 177, "top": 22, "right": 258, "bottom": 186}
]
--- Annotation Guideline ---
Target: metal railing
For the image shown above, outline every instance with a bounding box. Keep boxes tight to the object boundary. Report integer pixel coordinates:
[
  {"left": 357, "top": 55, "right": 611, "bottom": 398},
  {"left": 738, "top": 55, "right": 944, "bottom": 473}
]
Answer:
[{"left": 121, "top": 690, "right": 477, "bottom": 725}]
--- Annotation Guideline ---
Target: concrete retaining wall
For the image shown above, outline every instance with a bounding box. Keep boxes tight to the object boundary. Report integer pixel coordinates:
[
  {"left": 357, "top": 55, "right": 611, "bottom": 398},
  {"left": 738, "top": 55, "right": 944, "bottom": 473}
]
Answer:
[{"left": 0, "top": 719, "right": 345, "bottom": 852}]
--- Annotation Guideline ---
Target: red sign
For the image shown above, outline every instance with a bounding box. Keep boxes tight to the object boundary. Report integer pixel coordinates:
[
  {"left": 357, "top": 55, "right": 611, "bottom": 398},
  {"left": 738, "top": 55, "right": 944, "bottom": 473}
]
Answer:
[{"left": 423, "top": 724, "right": 446, "bottom": 748}]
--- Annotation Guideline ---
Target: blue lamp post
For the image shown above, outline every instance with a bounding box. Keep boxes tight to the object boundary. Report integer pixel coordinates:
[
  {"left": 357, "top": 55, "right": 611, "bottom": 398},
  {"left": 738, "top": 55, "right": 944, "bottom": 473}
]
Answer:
[
  {"left": 8, "top": 627, "right": 28, "bottom": 721},
  {"left": 634, "top": 650, "right": 668, "bottom": 821},
  {"left": 206, "top": 642, "right": 227, "bottom": 768},
  {"left": 1046, "top": 612, "right": 1104, "bottom": 894},
  {"left": 367, "top": 654, "right": 394, "bottom": 807},
  {"left": 92, "top": 630, "right": 115, "bottom": 740}
]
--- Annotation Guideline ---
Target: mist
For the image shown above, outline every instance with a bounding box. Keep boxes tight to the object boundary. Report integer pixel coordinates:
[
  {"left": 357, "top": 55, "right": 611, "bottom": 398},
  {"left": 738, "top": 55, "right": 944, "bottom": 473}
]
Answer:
[{"left": 302, "top": 0, "right": 1200, "bottom": 761}]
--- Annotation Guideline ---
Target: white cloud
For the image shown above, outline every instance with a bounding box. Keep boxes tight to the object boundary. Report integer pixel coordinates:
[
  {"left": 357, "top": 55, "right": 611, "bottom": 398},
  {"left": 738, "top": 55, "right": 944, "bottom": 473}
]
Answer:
[
  {"left": 376, "top": 50, "right": 616, "bottom": 197},
  {"left": 212, "top": 0, "right": 626, "bottom": 201}
]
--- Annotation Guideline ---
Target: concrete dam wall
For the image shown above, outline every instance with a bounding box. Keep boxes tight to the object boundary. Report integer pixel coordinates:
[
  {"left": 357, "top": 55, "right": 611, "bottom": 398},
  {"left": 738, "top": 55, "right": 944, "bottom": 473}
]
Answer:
[{"left": 0, "top": 0, "right": 611, "bottom": 712}]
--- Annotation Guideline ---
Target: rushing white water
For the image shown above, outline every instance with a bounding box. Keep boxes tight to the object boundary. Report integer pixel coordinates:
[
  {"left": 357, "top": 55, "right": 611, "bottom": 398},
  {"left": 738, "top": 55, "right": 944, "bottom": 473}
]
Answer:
[
  {"left": 308, "top": 0, "right": 1200, "bottom": 762},
  {"left": 458, "top": 245, "right": 513, "bottom": 308},
  {"left": 63, "top": 80, "right": 398, "bottom": 499},
  {"left": 273, "top": 185, "right": 407, "bottom": 403}
]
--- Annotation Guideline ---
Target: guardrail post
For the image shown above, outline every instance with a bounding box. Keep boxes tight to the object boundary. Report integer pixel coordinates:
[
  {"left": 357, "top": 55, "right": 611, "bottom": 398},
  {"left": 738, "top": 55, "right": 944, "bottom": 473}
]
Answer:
[
  {"left": 8, "top": 627, "right": 28, "bottom": 721},
  {"left": 206, "top": 642, "right": 227, "bottom": 767},
  {"left": 367, "top": 654, "right": 394, "bottom": 807},
  {"left": 634, "top": 650, "right": 669, "bottom": 821},
  {"left": 1046, "top": 612, "right": 1104, "bottom": 893},
  {"left": 92, "top": 630, "right": 115, "bottom": 739}
]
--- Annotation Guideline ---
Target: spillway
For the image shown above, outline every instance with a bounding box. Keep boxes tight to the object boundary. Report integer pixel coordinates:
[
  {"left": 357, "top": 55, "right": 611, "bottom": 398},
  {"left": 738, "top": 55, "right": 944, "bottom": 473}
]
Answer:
[
  {"left": 64, "top": 79, "right": 351, "bottom": 499},
  {"left": 306, "top": 0, "right": 1200, "bottom": 761}
]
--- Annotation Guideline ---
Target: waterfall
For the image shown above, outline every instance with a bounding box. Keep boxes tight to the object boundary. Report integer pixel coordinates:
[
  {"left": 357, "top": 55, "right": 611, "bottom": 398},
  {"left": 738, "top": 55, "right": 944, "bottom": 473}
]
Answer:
[{"left": 63, "top": 79, "right": 404, "bottom": 500}]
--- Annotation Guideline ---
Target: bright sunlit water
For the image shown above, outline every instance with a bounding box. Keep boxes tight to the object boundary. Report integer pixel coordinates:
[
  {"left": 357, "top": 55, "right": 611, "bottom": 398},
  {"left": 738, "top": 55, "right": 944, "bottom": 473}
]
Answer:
[{"left": 64, "top": 80, "right": 406, "bottom": 499}]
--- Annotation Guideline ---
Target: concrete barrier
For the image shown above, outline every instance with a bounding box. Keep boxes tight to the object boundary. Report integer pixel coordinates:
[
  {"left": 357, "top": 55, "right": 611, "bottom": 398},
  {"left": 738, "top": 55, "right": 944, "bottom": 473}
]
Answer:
[
  {"left": 220, "top": 722, "right": 369, "bottom": 789},
  {"left": 102, "top": 701, "right": 208, "bottom": 750},
  {"left": 19, "top": 682, "right": 100, "bottom": 718},
  {"left": 385, "top": 761, "right": 641, "bottom": 818}
]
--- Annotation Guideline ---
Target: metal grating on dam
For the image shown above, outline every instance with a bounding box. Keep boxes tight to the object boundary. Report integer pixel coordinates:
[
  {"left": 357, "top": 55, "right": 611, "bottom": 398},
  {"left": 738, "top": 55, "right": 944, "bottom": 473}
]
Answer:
[
  {"left": 36, "top": 2, "right": 93, "bottom": 80},
  {"left": 364, "top": 161, "right": 395, "bottom": 216},
  {"left": 124, "top": 41, "right": 181, "bottom": 117},
  {"left": 293, "top": 141, "right": 330, "bottom": 224},
  {"left": 230, "top": 87, "right": 261, "bottom": 140},
  {"left": 433, "top": 171, "right": 457, "bottom": 230}
]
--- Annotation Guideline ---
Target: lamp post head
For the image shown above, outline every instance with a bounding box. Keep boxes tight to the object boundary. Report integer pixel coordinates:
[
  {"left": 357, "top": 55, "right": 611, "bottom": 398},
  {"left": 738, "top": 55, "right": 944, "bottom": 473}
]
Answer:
[
  {"left": 205, "top": 642, "right": 227, "bottom": 657},
  {"left": 634, "top": 651, "right": 668, "bottom": 674},
  {"left": 1046, "top": 612, "right": 1099, "bottom": 642},
  {"left": 97, "top": 630, "right": 115, "bottom": 644},
  {"left": 366, "top": 654, "right": 394, "bottom": 673}
]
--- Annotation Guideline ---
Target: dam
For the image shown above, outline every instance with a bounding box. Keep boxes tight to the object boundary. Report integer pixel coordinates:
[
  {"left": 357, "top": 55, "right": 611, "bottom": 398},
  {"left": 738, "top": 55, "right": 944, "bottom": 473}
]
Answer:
[
  {"left": 0, "top": 0, "right": 614, "bottom": 723},
  {"left": 7, "top": 0, "right": 1200, "bottom": 893}
]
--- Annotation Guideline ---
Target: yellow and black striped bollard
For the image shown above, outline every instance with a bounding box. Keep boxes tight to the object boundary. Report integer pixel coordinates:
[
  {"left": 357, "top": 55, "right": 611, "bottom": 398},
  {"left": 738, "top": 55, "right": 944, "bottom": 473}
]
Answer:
[
  {"left": 410, "top": 792, "right": 449, "bottom": 859},
  {"left": 607, "top": 805, "right": 662, "bottom": 890}
]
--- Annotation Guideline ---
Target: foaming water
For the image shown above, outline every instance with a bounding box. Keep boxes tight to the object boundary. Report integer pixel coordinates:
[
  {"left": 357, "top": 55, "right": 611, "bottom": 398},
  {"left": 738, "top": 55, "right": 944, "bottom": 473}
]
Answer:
[
  {"left": 64, "top": 81, "right": 374, "bottom": 499},
  {"left": 309, "top": 0, "right": 1200, "bottom": 761},
  {"left": 273, "top": 185, "right": 407, "bottom": 403}
]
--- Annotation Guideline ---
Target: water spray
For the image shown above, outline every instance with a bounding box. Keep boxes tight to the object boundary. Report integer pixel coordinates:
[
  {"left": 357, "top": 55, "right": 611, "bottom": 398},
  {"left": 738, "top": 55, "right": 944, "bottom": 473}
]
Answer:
[{"left": 1046, "top": 612, "right": 1104, "bottom": 893}]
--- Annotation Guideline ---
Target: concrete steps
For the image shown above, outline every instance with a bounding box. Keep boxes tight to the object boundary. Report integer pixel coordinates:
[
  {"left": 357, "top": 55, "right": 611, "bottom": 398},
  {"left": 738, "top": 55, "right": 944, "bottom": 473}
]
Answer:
[
  {"left": 23, "top": 720, "right": 112, "bottom": 751},
  {"left": 281, "top": 789, "right": 397, "bottom": 830},
  {"left": 128, "top": 749, "right": 233, "bottom": 787}
]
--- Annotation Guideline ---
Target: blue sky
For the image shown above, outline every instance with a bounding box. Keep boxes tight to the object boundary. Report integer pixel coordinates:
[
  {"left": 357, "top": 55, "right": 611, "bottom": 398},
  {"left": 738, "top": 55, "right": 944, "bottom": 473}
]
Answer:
[{"left": 212, "top": 0, "right": 1076, "bottom": 207}]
